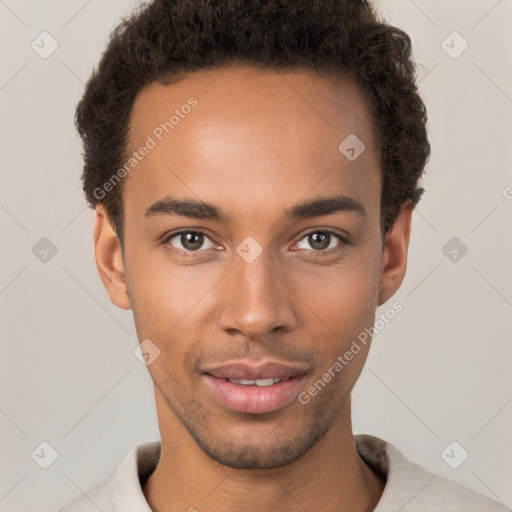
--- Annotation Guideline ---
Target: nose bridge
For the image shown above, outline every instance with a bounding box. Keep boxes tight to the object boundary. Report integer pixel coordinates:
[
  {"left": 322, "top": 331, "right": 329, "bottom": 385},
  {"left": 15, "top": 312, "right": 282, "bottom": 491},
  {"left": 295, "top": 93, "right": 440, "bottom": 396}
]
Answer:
[{"left": 217, "top": 241, "right": 296, "bottom": 337}]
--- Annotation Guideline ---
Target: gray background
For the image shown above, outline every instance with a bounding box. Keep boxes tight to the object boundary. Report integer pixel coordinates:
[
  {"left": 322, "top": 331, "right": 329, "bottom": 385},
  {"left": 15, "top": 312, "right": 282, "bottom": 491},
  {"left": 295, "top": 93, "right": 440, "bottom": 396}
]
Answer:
[{"left": 0, "top": 0, "right": 511, "bottom": 511}]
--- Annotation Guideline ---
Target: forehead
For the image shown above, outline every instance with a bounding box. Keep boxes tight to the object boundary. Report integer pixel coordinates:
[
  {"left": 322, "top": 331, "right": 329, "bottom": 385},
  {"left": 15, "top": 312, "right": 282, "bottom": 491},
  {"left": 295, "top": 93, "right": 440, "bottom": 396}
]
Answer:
[{"left": 123, "top": 65, "right": 381, "bottom": 222}]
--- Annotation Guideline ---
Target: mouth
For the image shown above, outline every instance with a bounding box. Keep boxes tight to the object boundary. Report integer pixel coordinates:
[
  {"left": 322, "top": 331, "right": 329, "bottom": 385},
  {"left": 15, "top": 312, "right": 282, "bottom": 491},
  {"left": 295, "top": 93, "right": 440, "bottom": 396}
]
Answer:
[
  {"left": 225, "top": 377, "right": 289, "bottom": 386},
  {"left": 201, "top": 361, "right": 309, "bottom": 414}
]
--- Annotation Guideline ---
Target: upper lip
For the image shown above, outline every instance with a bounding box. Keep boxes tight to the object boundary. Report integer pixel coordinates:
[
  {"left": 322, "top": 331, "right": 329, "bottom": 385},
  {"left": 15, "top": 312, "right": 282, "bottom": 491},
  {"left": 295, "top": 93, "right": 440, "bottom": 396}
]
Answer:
[{"left": 202, "top": 361, "right": 309, "bottom": 380}]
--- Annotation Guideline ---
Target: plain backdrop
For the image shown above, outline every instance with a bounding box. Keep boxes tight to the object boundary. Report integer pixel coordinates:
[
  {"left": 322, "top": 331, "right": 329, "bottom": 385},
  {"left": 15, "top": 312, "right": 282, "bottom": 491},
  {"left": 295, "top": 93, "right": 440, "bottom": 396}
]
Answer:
[{"left": 0, "top": 1, "right": 511, "bottom": 511}]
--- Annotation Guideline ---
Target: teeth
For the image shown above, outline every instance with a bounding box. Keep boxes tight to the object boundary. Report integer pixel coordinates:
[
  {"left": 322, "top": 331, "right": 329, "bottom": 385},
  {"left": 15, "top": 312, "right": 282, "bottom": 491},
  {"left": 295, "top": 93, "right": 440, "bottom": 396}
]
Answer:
[
  {"left": 228, "top": 378, "right": 284, "bottom": 386},
  {"left": 255, "top": 378, "right": 278, "bottom": 387}
]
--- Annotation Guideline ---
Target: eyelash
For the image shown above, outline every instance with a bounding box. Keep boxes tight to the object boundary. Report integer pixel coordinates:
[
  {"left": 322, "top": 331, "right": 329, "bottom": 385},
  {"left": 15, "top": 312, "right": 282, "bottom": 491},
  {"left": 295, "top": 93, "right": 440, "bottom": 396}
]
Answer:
[{"left": 161, "top": 228, "right": 350, "bottom": 258}]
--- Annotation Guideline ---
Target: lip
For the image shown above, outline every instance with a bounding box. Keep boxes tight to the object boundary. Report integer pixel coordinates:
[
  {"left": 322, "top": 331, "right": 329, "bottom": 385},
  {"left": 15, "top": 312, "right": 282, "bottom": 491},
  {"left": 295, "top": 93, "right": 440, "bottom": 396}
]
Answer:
[
  {"left": 201, "top": 360, "right": 308, "bottom": 414},
  {"left": 201, "top": 361, "right": 309, "bottom": 380}
]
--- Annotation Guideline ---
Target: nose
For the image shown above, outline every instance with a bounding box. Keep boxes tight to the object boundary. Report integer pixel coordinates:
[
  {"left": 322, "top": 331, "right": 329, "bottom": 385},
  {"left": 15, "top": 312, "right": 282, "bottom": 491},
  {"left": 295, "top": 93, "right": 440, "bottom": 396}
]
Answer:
[{"left": 216, "top": 246, "right": 297, "bottom": 339}]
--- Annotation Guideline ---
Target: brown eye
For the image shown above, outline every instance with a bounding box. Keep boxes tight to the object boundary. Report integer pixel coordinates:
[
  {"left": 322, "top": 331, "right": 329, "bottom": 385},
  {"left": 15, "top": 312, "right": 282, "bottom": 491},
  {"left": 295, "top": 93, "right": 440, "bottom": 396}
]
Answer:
[
  {"left": 164, "top": 230, "right": 216, "bottom": 253},
  {"left": 180, "top": 232, "right": 204, "bottom": 251},
  {"left": 308, "top": 232, "right": 331, "bottom": 250},
  {"left": 295, "top": 230, "right": 346, "bottom": 252}
]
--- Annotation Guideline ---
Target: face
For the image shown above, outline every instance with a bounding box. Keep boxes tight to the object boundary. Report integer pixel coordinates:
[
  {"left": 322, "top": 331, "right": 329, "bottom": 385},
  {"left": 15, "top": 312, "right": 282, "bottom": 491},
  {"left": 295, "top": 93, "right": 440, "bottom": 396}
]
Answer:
[{"left": 94, "top": 65, "right": 411, "bottom": 469}]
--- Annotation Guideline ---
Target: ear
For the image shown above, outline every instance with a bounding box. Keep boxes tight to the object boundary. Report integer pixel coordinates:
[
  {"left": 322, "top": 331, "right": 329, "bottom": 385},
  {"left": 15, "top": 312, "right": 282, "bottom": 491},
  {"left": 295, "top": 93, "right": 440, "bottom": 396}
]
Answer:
[
  {"left": 377, "top": 202, "right": 413, "bottom": 306},
  {"left": 93, "top": 205, "right": 132, "bottom": 310}
]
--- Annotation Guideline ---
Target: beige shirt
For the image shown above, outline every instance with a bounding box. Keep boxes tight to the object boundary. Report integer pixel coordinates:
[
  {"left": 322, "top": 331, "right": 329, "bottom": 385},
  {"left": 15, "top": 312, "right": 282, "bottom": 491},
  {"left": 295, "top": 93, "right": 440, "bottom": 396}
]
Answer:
[{"left": 58, "top": 434, "right": 510, "bottom": 511}]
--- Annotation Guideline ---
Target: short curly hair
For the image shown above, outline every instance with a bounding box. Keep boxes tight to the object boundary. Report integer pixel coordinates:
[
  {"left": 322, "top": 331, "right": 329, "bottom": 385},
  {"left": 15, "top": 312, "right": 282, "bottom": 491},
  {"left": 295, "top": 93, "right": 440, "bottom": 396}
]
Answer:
[{"left": 75, "top": 0, "right": 430, "bottom": 250}]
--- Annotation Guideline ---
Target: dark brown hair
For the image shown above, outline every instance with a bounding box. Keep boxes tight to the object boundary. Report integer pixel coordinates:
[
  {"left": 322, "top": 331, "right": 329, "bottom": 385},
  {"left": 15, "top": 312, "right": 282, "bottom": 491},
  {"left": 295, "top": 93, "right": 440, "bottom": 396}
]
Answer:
[{"left": 75, "top": 0, "right": 430, "bottom": 250}]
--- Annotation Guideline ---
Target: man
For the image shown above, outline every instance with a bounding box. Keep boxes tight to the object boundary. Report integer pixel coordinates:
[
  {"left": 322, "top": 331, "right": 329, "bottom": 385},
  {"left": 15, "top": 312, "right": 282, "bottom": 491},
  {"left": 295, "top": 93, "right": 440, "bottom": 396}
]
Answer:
[{"left": 59, "top": 0, "right": 509, "bottom": 510}]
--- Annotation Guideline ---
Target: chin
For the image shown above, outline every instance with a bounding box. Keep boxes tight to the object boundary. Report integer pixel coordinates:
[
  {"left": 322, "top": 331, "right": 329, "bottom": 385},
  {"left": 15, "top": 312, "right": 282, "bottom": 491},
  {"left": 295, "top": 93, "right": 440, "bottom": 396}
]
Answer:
[{"left": 189, "top": 419, "right": 331, "bottom": 470}]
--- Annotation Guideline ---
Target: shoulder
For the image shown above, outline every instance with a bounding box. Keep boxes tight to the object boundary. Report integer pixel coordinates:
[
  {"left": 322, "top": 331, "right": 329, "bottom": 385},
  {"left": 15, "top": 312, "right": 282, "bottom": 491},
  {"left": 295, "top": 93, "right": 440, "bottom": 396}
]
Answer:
[
  {"left": 57, "top": 440, "right": 160, "bottom": 512},
  {"left": 57, "top": 477, "right": 112, "bottom": 512},
  {"left": 355, "top": 434, "right": 510, "bottom": 512}
]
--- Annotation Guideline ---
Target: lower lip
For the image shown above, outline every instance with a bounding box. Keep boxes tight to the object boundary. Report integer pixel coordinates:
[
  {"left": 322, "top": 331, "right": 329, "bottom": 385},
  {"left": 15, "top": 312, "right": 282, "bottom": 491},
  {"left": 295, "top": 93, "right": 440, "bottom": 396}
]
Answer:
[{"left": 203, "top": 374, "right": 306, "bottom": 414}]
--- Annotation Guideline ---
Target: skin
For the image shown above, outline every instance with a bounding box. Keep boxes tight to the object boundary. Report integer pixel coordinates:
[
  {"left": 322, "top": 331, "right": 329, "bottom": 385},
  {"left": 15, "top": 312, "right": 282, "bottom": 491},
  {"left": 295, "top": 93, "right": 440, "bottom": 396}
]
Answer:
[{"left": 94, "top": 65, "right": 413, "bottom": 512}]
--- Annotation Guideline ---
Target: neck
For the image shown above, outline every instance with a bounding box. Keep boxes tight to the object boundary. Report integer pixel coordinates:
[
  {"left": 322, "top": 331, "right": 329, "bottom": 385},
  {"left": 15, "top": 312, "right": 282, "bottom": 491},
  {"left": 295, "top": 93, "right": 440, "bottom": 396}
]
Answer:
[{"left": 143, "top": 387, "right": 385, "bottom": 512}]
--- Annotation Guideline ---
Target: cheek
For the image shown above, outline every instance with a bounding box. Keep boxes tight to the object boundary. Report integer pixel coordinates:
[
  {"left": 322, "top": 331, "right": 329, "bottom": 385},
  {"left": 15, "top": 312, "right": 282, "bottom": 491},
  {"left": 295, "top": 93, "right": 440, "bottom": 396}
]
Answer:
[
  {"left": 296, "top": 252, "right": 380, "bottom": 335},
  {"left": 126, "top": 244, "right": 213, "bottom": 321},
  {"left": 291, "top": 249, "right": 381, "bottom": 382}
]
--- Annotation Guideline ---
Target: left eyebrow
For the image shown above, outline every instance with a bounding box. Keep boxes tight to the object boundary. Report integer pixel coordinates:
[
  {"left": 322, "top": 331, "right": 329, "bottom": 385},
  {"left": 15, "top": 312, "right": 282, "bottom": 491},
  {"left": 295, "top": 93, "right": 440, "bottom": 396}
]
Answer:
[{"left": 286, "top": 194, "right": 366, "bottom": 219}]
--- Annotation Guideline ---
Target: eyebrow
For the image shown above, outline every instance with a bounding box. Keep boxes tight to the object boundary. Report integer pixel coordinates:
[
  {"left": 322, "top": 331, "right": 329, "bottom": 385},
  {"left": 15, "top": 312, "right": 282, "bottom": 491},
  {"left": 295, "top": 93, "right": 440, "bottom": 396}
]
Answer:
[{"left": 144, "top": 194, "right": 366, "bottom": 221}]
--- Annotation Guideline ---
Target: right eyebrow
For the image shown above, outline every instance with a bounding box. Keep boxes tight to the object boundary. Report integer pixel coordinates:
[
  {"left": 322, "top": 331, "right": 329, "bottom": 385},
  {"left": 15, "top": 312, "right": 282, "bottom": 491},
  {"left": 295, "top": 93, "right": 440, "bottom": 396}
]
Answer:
[{"left": 145, "top": 196, "right": 228, "bottom": 221}]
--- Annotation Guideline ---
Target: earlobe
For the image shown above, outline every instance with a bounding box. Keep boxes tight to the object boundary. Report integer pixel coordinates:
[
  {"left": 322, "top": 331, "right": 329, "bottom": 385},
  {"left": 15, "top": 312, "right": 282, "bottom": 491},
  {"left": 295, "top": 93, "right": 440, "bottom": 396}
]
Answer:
[
  {"left": 377, "top": 202, "right": 413, "bottom": 307},
  {"left": 93, "top": 205, "right": 132, "bottom": 310}
]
